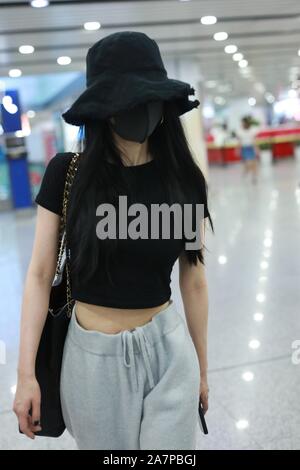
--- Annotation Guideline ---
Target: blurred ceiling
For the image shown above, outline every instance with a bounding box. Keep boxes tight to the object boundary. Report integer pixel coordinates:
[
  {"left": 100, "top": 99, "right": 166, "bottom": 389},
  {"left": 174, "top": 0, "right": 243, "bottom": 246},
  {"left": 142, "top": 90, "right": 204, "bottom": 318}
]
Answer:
[
  {"left": 0, "top": 0, "right": 300, "bottom": 105},
  {"left": 1, "top": 72, "right": 81, "bottom": 110}
]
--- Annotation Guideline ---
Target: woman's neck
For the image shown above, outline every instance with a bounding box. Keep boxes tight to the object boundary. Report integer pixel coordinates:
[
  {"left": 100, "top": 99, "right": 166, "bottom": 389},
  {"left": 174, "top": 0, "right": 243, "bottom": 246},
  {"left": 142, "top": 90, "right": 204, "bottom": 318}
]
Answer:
[{"left": 113, "top": 133, "right": 151, "bottom": 166}]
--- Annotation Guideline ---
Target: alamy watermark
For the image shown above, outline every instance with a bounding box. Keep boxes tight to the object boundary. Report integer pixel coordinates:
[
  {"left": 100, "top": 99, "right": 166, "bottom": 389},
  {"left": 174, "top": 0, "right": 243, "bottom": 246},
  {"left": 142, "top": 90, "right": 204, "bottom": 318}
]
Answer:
[{"left": 95, "top": 196, "right": 206, "bottom": 250}]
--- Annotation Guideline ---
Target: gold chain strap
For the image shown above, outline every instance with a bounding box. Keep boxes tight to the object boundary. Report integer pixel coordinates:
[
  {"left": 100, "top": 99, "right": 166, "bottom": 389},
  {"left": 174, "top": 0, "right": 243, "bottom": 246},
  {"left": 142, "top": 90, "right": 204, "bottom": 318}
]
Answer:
[{"left": 56, "top": 152, "right": 80, "bottom": 317}]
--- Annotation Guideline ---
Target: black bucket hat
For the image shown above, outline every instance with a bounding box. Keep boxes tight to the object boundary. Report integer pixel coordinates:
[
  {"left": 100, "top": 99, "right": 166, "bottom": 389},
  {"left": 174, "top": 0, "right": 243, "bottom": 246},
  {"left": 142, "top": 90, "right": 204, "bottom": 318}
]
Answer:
[{"left": 62, "top": 31, "right": 200, "bottom": 126}]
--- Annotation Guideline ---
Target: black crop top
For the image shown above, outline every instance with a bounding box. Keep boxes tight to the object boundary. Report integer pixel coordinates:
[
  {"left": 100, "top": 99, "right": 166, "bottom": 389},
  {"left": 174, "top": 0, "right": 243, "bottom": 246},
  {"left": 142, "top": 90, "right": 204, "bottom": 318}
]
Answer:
[{"left": 35, "top": 152, "right": 209, "bottom": 309}]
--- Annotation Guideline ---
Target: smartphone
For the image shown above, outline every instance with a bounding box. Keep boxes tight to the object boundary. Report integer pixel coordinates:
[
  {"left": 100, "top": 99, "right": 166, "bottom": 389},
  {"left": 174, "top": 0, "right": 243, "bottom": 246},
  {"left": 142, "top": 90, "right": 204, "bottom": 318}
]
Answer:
[{"left": 198, "top": 402, "right": 208, "bottom": 434}]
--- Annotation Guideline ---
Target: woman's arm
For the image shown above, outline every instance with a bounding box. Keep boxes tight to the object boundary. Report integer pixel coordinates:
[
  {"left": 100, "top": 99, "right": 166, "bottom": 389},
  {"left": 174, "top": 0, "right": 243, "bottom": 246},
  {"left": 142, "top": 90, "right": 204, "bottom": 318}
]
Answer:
[
  {"left": 13, "top": 206, "right": 60, "bottom": 439},
  {"left": 179, "top": 219, "right": 209, "bottom": 413}
]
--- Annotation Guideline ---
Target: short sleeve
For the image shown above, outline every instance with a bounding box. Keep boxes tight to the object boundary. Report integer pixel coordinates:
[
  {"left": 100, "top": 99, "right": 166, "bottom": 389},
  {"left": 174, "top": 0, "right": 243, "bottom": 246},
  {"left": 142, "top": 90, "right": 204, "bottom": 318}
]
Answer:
[{"left": 35, "top": 153, "right": 73, "bottom": 216}]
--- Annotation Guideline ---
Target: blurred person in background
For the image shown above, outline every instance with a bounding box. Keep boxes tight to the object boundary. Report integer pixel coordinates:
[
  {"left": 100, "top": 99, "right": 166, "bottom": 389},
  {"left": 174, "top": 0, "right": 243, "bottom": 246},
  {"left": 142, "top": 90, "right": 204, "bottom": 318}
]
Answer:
[{"left": 236, "top": 115, "right": 259, "bottom": 184}]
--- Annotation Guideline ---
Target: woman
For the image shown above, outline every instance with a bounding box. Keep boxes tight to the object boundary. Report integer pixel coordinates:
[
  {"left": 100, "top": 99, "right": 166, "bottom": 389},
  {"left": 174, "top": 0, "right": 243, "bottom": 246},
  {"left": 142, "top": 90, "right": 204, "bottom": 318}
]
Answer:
[
  {"left": 237, "top": 115, "right": 259, "bottom": 184},
  {"left": 13, "top": 31, "right": 213, "bottom": 450}
]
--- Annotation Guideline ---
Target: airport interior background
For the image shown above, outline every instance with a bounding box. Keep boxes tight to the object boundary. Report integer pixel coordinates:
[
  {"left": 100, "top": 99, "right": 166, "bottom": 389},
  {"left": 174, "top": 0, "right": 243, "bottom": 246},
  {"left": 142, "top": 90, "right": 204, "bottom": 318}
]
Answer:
[{"left": 1, "top": 0, "right": 300, "bottom": 451}]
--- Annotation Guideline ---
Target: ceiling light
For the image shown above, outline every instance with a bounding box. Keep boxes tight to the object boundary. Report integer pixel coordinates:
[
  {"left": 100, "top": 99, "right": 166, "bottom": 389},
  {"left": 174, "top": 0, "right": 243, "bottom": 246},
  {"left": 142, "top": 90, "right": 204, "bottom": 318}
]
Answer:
[
  {"left": 298, "top": 49, "right": 300, "bottom": 57},
  {"left": 233, "top": 53, "right": 244, "bottom": 61},
  {"left": 248, "top": 97, "right": 256, "bottom": 106},
  {"left": 224, "top": 44, "right": 238, "bottom": 54},
  {"left": 239, "top": 59, "right": 249, "bottom": 68},
  {"left": 57, "top": 56, "right": 72, "bottom": 65},
  {"left": 19, "top": 45, "right": 35, "bottom": 54},
  {"left": 84, "top": 22, "right": 101, "bottom": 31},
  {"left": 213, "top": 32, "right": 228, "bottom": 41},
  {"left": 31, "top": 0, "right": 49, "bottom": 7},
  {"left": 8, "top": 69, "right": 22, "bottom": 78},
  {"left": 200, "top": 16, "right": 217, "bottom": 25}
]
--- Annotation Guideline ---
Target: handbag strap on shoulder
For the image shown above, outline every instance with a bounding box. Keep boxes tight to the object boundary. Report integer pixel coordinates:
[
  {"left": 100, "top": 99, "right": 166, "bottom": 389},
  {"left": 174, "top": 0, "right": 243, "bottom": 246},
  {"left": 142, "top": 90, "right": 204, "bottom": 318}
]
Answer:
[
  {"left": 62, "top": 152, "right": 81, "bottom": 229},
  {"left": 57, "top": 152, "right": 81, "bottom": 317}
]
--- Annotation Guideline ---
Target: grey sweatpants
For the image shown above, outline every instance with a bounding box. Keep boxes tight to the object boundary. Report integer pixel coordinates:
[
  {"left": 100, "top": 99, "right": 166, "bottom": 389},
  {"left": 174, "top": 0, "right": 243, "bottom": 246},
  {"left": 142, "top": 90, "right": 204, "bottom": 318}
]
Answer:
[{"left": 60, "top": 299, "right": 201, "bottom": 450}]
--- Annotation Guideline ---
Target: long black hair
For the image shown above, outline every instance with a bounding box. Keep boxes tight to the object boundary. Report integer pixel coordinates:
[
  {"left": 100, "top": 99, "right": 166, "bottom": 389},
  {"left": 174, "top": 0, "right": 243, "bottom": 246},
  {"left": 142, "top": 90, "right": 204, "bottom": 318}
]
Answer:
[{"left": 67, "top": 100, "right": 214, "bottom": 285}]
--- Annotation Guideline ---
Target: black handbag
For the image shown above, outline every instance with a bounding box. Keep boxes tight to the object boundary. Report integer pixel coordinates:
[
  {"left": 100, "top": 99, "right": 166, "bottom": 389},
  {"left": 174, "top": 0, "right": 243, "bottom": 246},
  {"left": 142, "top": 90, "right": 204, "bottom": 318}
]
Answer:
[{"left": 19, "top": 152, "right": 80, "bottom": 437}]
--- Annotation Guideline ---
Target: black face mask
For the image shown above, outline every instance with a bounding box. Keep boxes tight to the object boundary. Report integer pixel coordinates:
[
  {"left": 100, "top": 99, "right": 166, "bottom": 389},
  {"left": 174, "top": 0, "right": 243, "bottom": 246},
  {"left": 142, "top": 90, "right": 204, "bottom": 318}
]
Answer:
[{"left": 109, "top": 100, "right": 163, "bottom": 143}]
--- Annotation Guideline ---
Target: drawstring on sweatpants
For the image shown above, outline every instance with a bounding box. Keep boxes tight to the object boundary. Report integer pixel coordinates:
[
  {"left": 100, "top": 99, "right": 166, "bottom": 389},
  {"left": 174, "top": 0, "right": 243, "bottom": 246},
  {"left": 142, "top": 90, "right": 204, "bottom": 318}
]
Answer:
[{"left": 122, "top": 327, "right": 155, "bottom": 393}]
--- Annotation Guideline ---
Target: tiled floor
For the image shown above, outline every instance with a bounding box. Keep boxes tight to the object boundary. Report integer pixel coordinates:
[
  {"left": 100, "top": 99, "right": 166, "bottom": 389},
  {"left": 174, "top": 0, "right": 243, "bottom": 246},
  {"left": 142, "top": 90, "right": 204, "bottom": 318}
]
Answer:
[{"left": 1, "top": 157, "right": 300, "bottom": 450}]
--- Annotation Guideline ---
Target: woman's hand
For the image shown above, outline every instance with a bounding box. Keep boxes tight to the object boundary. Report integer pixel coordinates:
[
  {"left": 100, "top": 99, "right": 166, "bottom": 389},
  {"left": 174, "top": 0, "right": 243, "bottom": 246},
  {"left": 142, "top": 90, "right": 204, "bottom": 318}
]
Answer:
[
  {"left": 13, "top": 373, "right": 42, "bottom": 439},
  {"left": 199, "top": 377, "right": 209, "bottom": 414}
]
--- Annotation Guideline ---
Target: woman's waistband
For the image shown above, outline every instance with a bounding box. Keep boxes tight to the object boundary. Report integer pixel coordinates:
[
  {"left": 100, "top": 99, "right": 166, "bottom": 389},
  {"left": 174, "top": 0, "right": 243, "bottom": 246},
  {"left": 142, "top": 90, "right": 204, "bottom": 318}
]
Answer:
[{"left": 67, "top": 299, "right": 183, "bottom": 356}]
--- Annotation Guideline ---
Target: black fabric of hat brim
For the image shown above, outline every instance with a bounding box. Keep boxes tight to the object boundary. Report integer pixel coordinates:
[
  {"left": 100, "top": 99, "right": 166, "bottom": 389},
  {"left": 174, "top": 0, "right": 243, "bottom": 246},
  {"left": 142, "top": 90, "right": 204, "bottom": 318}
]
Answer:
[{"left": 62, "top": 72, "right": 200, "bottom": 126}]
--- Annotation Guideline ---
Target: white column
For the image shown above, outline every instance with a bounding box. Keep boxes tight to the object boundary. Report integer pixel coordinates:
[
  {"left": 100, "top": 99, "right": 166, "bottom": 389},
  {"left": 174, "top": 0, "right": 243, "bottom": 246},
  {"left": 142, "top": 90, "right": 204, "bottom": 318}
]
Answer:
[{"left": 164, "top": 56, "right": 209, "bottom": 181}]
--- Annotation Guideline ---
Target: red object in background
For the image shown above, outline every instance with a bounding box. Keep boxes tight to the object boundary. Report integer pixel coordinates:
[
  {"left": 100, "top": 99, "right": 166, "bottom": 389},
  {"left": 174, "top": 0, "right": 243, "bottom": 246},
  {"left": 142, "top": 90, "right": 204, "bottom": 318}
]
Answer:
[
  {"left": 206, "top": 132, "right": 241, "bottom": 164},
  {"left": 30, "top": 171, "right": 42, "bottom": 186},
  {"left": 206, "top": 126, "right": 300, "bottom": 163},
  {"left": 256, "top": 127, "right": 299, "bottom": 160},
  {"left": 256, "top": 127, "right": 300, "bottom": 139},
  {"left": 272, "top": 142, "right": 294, "bottom": 159},
  {"left": 206, "top": 144, "right": 241, "bottom": 164},
  {"left": 207, "top": 146, "right": 223, "bottom": 164},
  {"left": 222, "top": 146, "right": 241, "bottom": 163}
]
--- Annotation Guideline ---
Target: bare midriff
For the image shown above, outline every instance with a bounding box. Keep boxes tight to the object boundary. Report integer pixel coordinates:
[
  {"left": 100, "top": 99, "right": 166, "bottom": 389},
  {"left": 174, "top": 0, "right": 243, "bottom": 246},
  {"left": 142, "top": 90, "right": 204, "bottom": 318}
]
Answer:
[{"left": 75, "top": 300, "right": 170, "bottom": 334}]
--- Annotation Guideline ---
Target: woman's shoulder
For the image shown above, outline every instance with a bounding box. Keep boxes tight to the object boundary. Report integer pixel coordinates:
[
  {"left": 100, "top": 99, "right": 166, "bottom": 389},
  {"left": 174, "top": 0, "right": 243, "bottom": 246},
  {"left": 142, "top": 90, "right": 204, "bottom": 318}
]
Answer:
[
  {"left": 35, "top": 152, "right": 78, "bottom": 216},
  {"left": 44, "top": 151, "right": 80, "bottom": 183},
  {"left": 46, "top": 152, "right": 76, "bottom": 171}
]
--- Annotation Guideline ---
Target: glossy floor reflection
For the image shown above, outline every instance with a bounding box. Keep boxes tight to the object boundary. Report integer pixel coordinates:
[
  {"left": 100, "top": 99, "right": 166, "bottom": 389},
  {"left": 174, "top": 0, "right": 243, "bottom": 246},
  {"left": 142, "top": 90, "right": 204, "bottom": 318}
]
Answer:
[{"left": 0, "top": 158, "right": 300, "bottom": 450}]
